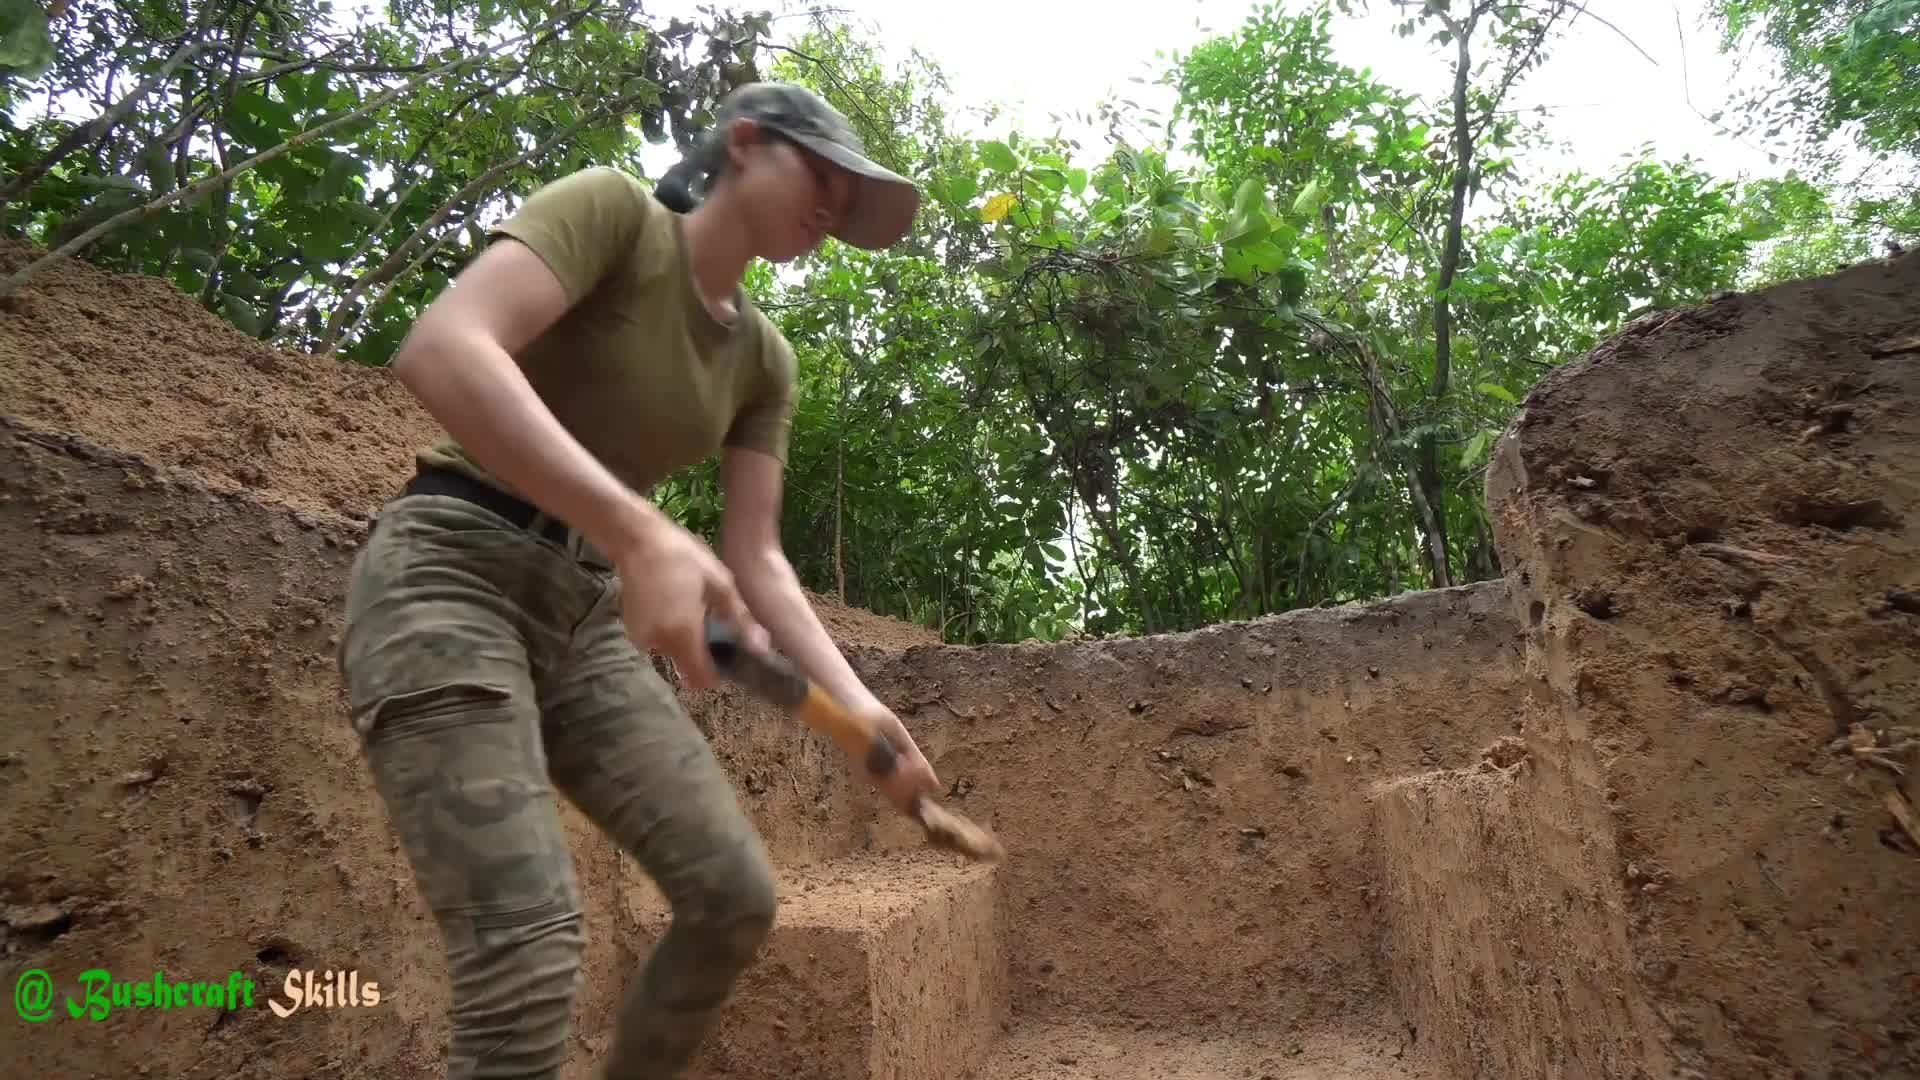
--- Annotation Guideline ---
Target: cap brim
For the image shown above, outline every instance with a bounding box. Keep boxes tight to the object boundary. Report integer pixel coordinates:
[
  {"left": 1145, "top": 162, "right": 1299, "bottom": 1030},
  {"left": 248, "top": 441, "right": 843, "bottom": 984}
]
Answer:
[{"left": 793, "top": 134, "right": 921, "bottom": 250}]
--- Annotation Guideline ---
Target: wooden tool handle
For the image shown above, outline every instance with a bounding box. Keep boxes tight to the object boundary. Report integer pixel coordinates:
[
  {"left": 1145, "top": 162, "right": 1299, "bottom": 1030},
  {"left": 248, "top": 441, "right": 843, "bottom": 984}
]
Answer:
[{"left": 704, "top": 617, "right": 900, "bottom": 778}]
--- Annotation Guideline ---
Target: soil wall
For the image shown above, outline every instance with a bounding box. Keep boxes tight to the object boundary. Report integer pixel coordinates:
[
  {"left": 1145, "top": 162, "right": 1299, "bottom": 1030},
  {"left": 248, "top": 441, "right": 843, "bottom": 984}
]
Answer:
[
  {"left": 851, "top": 581, "right": 1532, "bottom": 1034},
  {"left": 0, "top": 421, "right": 880, "bottom": 1079},
  {"left": 0, "top": 422, "right": 477, "bottom": 1079},
  {"left": 1370, "top": 747, "right": 1662, "bottom": 1080},
  {"left": 1486, "top": 248, "right": 1920, "bottom": 1080}
]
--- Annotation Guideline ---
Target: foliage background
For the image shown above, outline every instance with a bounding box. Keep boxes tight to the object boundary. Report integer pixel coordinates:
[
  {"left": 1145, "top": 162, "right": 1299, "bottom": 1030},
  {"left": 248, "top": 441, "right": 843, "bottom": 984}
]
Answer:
[{"left": 3, "top": 0, "right": 1913, "bottom": 643}]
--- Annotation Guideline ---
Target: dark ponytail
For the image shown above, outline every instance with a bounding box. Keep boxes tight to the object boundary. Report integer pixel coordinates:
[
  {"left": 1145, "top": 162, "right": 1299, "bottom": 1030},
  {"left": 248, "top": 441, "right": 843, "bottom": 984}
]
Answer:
[{"left": 654, "top": 127, "right": 727, "bottom": 214}]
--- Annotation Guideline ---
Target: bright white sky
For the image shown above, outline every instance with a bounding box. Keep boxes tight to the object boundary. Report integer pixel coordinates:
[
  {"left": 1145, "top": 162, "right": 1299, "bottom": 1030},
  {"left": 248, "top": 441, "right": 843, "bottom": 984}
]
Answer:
[
  {"left": 19, "top": 0, "right": 1809, "bottom": 218},
  {"left": 634, "top": 0, "right": 1795, "bottom": 192}
]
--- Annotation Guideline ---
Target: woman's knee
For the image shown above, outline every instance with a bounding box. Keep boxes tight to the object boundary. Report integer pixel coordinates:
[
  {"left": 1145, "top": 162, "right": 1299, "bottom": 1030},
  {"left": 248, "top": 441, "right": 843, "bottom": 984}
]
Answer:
[{"left": 677, "top": 838, "right": 778, "bottom": 946}]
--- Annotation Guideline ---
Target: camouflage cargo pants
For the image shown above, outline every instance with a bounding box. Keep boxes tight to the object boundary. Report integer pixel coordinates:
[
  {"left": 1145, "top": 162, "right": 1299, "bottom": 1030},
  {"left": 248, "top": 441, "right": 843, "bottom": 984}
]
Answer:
[{"left": 337, "top": 492, "right": 777, "bottom": 1079}]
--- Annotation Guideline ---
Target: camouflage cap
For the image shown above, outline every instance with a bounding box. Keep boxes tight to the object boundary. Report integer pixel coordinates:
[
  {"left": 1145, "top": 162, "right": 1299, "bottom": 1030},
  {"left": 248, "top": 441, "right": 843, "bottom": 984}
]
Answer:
[{"left": 715, "top": 81, "right": 920, "bottom": 250}]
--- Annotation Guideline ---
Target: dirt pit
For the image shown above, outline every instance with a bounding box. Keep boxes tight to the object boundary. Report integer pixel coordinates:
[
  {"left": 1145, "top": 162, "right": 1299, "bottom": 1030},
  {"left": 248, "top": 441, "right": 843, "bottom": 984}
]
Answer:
[{"left": 1, "top": 239, "right": 1916, "bottom": 1080}]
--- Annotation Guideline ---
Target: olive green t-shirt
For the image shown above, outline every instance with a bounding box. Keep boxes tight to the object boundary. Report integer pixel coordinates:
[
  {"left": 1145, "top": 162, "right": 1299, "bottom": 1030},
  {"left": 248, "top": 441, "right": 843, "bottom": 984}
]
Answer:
[{"left": 416, "top": 165, "right": 797, "bottom": 503}]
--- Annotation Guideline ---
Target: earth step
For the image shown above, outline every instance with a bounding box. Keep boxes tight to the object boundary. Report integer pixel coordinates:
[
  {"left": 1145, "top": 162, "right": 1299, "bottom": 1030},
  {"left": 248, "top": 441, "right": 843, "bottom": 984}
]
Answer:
[
  {"left": 678, "top": 849, "right": 1009, "bottom": 1080},
  {"left": 965, "top": 1018, "right": 1435, "bottom": 1080}
]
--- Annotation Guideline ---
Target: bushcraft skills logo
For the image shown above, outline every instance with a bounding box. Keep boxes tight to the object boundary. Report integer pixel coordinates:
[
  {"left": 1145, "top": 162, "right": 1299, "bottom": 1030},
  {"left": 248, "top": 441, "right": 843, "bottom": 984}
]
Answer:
[
  {"left": 13, "top": 967, "right": 381, "bottom": 1021},
  {"left": 14, "top": 969, "right": 255, "bottom": 1021}
]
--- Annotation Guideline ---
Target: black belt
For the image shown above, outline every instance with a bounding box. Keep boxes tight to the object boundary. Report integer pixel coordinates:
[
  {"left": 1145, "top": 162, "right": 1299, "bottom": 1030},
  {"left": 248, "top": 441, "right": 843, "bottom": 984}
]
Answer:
[{"left": 402, "top": 466, "right": 576, "bottom": 548}]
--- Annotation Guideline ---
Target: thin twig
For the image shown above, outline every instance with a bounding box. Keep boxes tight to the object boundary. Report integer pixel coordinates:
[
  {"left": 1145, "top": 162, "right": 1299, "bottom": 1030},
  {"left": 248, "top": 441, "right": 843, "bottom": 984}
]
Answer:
[
  {"left": 1886, "top": 792, "right": 1920, "bottom": 853},
  {"left": 1691, "top": 542, "right": 1793, "bottom": 567},
  {"left": 319, "top": 89, "right": 643, "bottom": 353},
  {"left": 1565, "top": 1, "right": 1658, "bottom": 67},
  {"left": 1669, "top": 2, "right": 1772, "bottom": 159}
]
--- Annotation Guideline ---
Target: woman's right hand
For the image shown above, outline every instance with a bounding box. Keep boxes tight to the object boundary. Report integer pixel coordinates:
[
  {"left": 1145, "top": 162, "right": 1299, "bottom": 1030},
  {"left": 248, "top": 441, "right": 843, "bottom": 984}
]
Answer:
[{"left": 611, "top": 516, "right": 768, "bottom": 690}]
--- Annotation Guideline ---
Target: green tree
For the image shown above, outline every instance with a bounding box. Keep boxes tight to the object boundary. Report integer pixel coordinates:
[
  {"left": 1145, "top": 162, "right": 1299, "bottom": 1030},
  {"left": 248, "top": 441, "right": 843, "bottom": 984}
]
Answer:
[
  {"left": 1707, "top": 0, "right": 1920, "bottom": 252},
  {"left": 0, "top": 0, "right": 782, "bottom": 363}
]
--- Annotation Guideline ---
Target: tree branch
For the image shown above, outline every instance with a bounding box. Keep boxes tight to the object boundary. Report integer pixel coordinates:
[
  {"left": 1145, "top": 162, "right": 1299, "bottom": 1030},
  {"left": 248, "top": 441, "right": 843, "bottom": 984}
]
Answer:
[
  {"left": 317, "top": 90, "right": 643, "bottom": 354},
  {"left": 334, "top": 221, "right": 463, "bottom": 356},
  {"left": 0, "top": 7, "right": 588, "bottom": 300},
  {"left": 0, "top": 37, "right": 221, "bottom": 211}
]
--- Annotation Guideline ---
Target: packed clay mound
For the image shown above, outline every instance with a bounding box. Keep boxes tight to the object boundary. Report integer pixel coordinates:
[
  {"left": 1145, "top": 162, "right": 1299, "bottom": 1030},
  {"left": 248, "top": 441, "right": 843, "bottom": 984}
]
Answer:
[
  {"left": 0, "top": 239, "right": 939, "bottom": 653},
  {"left": 810, "top": 589, "right": 943, "bottom": 650},
  {"left": 1485, "top": 249, "right": 1920, "bottom": 1079},
  {"left": 0, "top": 239, "right": 438, "bottom": 522}
]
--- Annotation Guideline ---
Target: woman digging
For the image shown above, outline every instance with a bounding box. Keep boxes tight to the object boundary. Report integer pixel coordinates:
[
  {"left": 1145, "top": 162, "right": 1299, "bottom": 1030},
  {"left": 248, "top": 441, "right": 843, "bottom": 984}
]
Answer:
[{"left": 337, "top": 82, "right": 941, "bottom": 1079}]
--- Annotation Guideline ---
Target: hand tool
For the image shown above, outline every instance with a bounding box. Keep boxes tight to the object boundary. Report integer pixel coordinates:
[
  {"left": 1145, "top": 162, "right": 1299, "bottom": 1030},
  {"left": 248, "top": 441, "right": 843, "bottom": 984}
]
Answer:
[{"left": 703, "top": 617, "right": 1004, "bottom": 863}]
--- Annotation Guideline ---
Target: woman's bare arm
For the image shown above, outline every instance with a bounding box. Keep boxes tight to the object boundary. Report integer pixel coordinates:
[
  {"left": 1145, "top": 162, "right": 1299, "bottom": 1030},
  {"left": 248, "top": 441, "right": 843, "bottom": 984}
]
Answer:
[
  {"left": 718, "top": 445, "right": 879, "bottom": 710},
  {"left": 719, "top": 444, "right": 942, "bottom": 808},
  {"left": 388, "top": 237, "right": 671, "bottom": 557}
]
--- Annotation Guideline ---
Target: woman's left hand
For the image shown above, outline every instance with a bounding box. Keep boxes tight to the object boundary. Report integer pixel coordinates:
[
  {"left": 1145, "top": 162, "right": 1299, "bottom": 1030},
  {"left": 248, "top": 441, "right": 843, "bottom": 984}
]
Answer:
[{"left": 855, "top": 702, "right": 941, "bottom": 816}]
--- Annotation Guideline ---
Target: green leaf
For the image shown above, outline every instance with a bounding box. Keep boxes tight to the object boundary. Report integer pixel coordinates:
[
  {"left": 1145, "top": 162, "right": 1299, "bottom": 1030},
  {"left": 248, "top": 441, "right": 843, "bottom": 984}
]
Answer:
[
  {"left": 226, "top": 269, "right": 267, "bottom": 297},
  {"left": 1461, "top": 430, "right": 1493, "bottom": 468},
  {"left": 1475, "top": 381, "right": 1518, "bottom": 404},
  {"left": 1219, "top": 176, "right": 1268, "bottom": 248},
  {"left": 1025, "top": 546, "right": 1047, "bottom": 575},
  {"left": 70, "top": 174, "right": 145, "bottom": 192},
  {"left": 221, "top": 294, "right": 262, "bottom": 336},
  {"left": 0, "top": 0, "right": 53, "bottom": 79},
  {"left": 979, "top": 140, "right": 1019, "bottom": 173},
  {"left": 1029, "top": 167, "right": 1067, "bottom": 193},
  {"left": 134, "top": 143, "right": 172, "bottom": 191},
  {"left": 1066, "top": 168, "right": 1089, "bottom": 196},
  {"left": 342, "top": 203, "right": 386, "bottom": 228},
  {"left": 1292, "top": 178, "right": 1326, "bottom": 217},
  {"left": 237, "top": 91, "right": 299, "bottom": 138},
  {"left": 298, "top": 207, "right": 361, "bottom": 262},
  {"left": 1276, "top": 261, "right": 1309, "bottom": 304},
  {"left": 948, "top": 172, "right": 979, "bottom": 205},
  {"left": 1248, "top": 241, "right": 1291, "bottom": 274},
  {"left": 319, "top": 152, "right": 362, "bottom": 201}
]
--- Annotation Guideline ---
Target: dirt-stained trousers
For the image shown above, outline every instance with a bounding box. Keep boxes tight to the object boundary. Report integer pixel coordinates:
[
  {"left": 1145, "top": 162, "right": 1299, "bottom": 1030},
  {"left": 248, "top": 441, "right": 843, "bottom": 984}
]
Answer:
[{"left": 337, "top": 492, "right": 777, "bottom": 1079}]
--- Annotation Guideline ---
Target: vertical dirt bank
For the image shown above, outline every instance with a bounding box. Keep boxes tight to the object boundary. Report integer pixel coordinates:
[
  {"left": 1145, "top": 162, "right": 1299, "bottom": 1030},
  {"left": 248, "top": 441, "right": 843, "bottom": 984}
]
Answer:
[
  {"left": 1486, "top": 249, "right": 1920, "bottom": 1080},
  {"left": 850, "top": 581, "right": 1531, "bottom": 1037},
  {"left": 0, "top": 420, "right": 914, "bottom": 1079},
  {"left": 0, "top": 426, "right": 473, "bottom": 1079},
  {"left": 1371, "top": 748, "right": 1660, "bottom": 1080}
]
